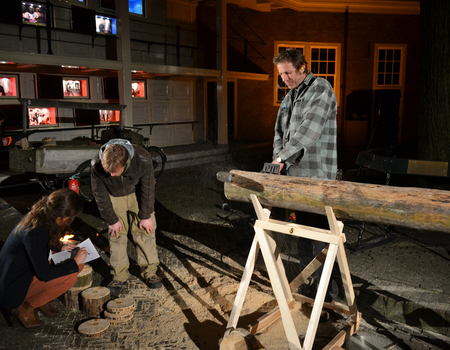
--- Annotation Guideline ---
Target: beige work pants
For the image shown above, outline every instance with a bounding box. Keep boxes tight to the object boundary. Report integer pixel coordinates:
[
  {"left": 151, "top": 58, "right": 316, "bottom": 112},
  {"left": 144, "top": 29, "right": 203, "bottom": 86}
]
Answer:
[{"left": 109, "top": 193, "right": 159, "bottom": 282}]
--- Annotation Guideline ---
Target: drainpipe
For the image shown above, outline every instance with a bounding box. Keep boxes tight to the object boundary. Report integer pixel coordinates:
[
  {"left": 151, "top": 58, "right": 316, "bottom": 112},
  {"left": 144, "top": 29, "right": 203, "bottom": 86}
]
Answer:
[
  {"left": 216, "top": 0, "right": 228, "bottom": 145},
  {"left": 341, "top": 6, "right": 348, "bottom": 148}
]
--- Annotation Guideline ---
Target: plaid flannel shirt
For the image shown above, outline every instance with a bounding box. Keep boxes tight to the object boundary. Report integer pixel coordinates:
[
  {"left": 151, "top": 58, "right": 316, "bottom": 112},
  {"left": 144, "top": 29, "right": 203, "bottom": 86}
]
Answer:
[{"left": 273, "top": 73, "right": 338, "bottom": 180}]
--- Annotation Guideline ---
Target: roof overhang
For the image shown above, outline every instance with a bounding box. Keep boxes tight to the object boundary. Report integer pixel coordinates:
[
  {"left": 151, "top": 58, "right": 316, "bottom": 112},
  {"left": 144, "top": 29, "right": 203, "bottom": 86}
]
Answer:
[{"left": 270, "top": 0, "right": 420, "bottom": 15}]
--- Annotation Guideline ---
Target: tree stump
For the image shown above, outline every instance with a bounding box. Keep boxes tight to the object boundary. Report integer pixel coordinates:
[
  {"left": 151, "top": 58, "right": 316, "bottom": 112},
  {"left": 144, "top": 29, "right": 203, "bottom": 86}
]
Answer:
[
  {"left": 81, "top": 286, "right": 110, "bottom": 317},
  {"left": 78, "top": 318, "right": 110, "bottom": 338},
  {"left": 64, "top": 265, "right": 93, "bottom": 310}
]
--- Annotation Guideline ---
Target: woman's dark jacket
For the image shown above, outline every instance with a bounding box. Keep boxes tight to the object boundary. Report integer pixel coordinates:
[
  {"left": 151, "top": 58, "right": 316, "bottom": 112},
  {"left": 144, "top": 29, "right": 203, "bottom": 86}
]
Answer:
[{"left": 0, "top": 224, "right": 79, "bottom": 309}]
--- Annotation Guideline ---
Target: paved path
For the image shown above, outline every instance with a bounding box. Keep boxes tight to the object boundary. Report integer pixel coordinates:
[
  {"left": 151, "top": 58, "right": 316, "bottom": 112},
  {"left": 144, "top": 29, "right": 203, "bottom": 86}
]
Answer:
[{"left": 1, "top": 160, "right": 450, "bottom": 349}]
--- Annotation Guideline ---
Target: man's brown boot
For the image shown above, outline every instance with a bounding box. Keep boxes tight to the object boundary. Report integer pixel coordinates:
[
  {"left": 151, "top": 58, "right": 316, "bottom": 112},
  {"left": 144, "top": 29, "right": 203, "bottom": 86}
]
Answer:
[
  {"left": 39, "top": 301, "right": 60, "bottom": 317},
  {"left": 12, "top": 301, "right": 45, "bottom": 329}
]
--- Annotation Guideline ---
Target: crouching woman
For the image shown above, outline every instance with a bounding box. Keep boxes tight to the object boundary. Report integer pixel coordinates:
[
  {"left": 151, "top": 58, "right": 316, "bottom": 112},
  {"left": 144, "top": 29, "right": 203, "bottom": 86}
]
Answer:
[{"left": 0, "top": 188, "right": 87, "bottom": 329}]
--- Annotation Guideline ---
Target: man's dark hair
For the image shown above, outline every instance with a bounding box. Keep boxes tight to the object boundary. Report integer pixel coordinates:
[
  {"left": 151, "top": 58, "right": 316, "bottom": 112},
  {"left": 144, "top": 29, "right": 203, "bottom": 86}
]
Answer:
[{"left": 273, "top": 48, "right": 307, "bottom": 71}]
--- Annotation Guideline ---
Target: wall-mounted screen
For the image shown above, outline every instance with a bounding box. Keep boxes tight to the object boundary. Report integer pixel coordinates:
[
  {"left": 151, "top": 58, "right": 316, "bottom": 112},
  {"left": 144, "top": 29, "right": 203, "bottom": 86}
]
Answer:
[
  {"left": 100, "top": 110, "right": 120, "bottom": 123},
  {"left": 132, "top": 81, "right": 146, "bottom": 98},
  {"left": 22, "top": 3, "right": 46, "bottom": 25},
  {"left": 129, "top": 0, "right": 143, "bottom": 15},
  {"left": 63, "top": 77, "right": 89, "bottom": 98},
  {"left": 0, "top": 76, "right": 18, "bottom": 98},
  {"left": 95, "top": 15, "right": 116, "bottom": 35},
  {"left": 28, "top": 107, "right": 57, "bottom": 127}
]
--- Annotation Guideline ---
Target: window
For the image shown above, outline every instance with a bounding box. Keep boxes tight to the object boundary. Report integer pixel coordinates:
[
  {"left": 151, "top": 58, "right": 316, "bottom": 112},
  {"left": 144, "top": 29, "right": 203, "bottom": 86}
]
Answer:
[
  {"left": 374, "top": 45, "right": 406, "bottom": 87},
  {"left": 274, "top": 42, "right": 341, "bottom": 106}
]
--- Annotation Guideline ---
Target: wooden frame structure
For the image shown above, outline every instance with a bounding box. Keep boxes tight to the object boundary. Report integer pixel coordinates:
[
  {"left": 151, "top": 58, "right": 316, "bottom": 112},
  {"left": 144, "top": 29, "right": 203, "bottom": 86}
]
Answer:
[{"left": 221, "top": 194, "right": 361, "bottom": 350}]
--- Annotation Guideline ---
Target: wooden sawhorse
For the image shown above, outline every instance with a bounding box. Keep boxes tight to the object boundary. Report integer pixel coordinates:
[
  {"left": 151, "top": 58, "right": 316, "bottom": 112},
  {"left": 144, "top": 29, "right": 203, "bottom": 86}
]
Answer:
[{"left": 220, "top": 194, "right": 361, "bottom": 350}]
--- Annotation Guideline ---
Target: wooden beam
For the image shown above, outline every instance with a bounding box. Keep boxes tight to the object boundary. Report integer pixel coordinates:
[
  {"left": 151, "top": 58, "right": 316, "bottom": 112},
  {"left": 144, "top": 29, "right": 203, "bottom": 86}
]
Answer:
[{"left": 217, "top": 170, "right": 450, "bottom": 233}]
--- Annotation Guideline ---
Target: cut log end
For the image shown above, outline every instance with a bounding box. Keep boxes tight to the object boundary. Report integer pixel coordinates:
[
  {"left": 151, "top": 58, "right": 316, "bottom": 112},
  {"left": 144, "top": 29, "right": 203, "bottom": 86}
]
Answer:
[{"left": 219, "top": 328, "right": 258, "bottom": 350}]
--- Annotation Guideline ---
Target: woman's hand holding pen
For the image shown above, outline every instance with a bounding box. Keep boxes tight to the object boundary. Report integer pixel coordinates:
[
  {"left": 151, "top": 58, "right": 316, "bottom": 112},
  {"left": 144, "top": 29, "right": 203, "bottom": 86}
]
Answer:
[
  {"left": 74, "top": 247, "right": 88, "bottom": 265},
  {"left": 61, "top": 243, "right": 77, "bottom": 251}
]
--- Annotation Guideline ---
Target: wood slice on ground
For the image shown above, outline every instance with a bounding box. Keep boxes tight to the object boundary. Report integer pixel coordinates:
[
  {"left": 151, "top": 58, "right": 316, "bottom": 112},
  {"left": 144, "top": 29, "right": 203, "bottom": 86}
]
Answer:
[
  {"left": 81, "top": 286, "right": 110, "bottom": 317},
  {"left": 104, "top": 308, "right": 133, "bottom": 320},
  {"left": 106, "top": 296, "right": 136, "bottom": 314},
  {"left": 78, "top": 318, "right": 110, "bottom": 338},
  {"left": 73, "top": 265, "right": 93, "bottom": 288},
  {"left": 105, "top": 311, "right": 134, "bottom": 326}
]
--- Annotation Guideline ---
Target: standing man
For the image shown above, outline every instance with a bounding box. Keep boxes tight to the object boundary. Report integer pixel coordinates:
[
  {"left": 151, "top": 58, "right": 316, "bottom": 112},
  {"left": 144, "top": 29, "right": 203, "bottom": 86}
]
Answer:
[
  {"left": 272, "top": 48, "right": 339, "bottom": 317},
  {"left": 91, "top": 138, "right": 161, "bottom": 295}
]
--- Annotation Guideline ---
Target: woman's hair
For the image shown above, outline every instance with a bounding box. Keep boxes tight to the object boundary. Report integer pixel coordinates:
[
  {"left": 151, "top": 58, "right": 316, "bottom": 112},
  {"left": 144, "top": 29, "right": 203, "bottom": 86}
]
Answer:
[
  {"left": 15, "top": 188, "right": 83, "bottom": 250},
  {"left": 101, "top": 144, "right": 129, "bottom": 174},
  {"left": 273, "top": 48, "right": 308, "bottom": 71}
]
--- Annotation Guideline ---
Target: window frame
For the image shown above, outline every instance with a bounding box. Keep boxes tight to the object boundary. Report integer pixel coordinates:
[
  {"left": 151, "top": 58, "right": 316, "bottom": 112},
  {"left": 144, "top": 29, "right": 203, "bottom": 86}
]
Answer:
[
  {"left": 273, "top": 41, "right": 341, "bottom": 106},
  {"left": 372, "top": 43, "right": 407, "bottom": 143},
  {"left": 373, "top": 44, "right": 407, "bottom": 89}
]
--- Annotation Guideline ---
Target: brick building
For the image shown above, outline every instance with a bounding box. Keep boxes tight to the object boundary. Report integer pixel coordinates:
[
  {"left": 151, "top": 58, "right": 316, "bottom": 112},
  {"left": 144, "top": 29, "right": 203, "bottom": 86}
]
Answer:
[{"left": 0, "top": 0, "right": 420, "bottom": 167}]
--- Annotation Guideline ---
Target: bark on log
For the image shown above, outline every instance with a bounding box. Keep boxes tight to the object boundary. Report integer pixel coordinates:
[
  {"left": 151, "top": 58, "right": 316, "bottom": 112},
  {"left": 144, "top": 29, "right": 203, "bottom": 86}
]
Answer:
[
  {"left": 81, "top": 287, "right": 110, "bottom": 317},
  {"left": 217, "top": 170, "right": 450, "bottom": 233},
  {"left": 64, "top": 265, "right": 93, "bottom": 310}
]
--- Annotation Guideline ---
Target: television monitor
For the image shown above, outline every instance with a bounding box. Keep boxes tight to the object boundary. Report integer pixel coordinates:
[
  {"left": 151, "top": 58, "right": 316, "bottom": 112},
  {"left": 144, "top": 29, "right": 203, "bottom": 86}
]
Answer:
[
  {"left": 22, "top": 3, "right": 46, "bottom": 26},
  {"left": 95, "top": 15, "right": 116, "bottom": 35},
  {"left": 129, "top": 0, "right": 143, "bottom": 15},
  {"left": 28, "top": 107, "right": 57, "bottom": 127},
  {"left": 0, "top": 76, "right": 18, "bottom": 98},
  {"left": 99, "top": 109, "right": 120, "bottom": 123},
  {"left": 131, "top": 81, "right": 146, "bottom": 98},
  {"left": 63, "top": 77, "right": 89, "bottom": 98}
]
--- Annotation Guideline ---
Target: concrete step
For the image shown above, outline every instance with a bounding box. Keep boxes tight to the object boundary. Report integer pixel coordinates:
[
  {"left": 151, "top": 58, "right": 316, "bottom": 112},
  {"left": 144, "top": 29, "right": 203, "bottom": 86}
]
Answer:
[{"left": 161, "top": 143, "right": 231, "bottom": 170}]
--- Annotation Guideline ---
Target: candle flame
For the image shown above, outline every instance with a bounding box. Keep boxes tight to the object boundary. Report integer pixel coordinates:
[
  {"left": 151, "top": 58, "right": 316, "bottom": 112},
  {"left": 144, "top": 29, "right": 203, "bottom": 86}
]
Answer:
[{"left": 61, "top": 234, "right": 75, "bottom": 242}]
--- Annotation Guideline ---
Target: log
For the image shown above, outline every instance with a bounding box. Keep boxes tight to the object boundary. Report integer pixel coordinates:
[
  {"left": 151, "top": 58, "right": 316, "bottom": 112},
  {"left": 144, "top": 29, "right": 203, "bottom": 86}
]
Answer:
[
  {"left": 81, "top": 287, "right": 110, "bottom": 317},
  {"left": 64, "top": 265, "right": 93, "bottom": 310},
  {"left": 217, "top": 170, "right": 450, "bottom": 233}
]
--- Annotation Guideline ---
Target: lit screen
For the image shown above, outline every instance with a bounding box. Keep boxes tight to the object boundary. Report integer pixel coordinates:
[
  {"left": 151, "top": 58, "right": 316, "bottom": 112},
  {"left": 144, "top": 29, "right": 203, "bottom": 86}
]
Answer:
[
  {"left": 129, "top": 0, "right": 143, "bottom": 15},
  {"left": 95, "top": 15, "right": 117, "bottom": 35}
]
